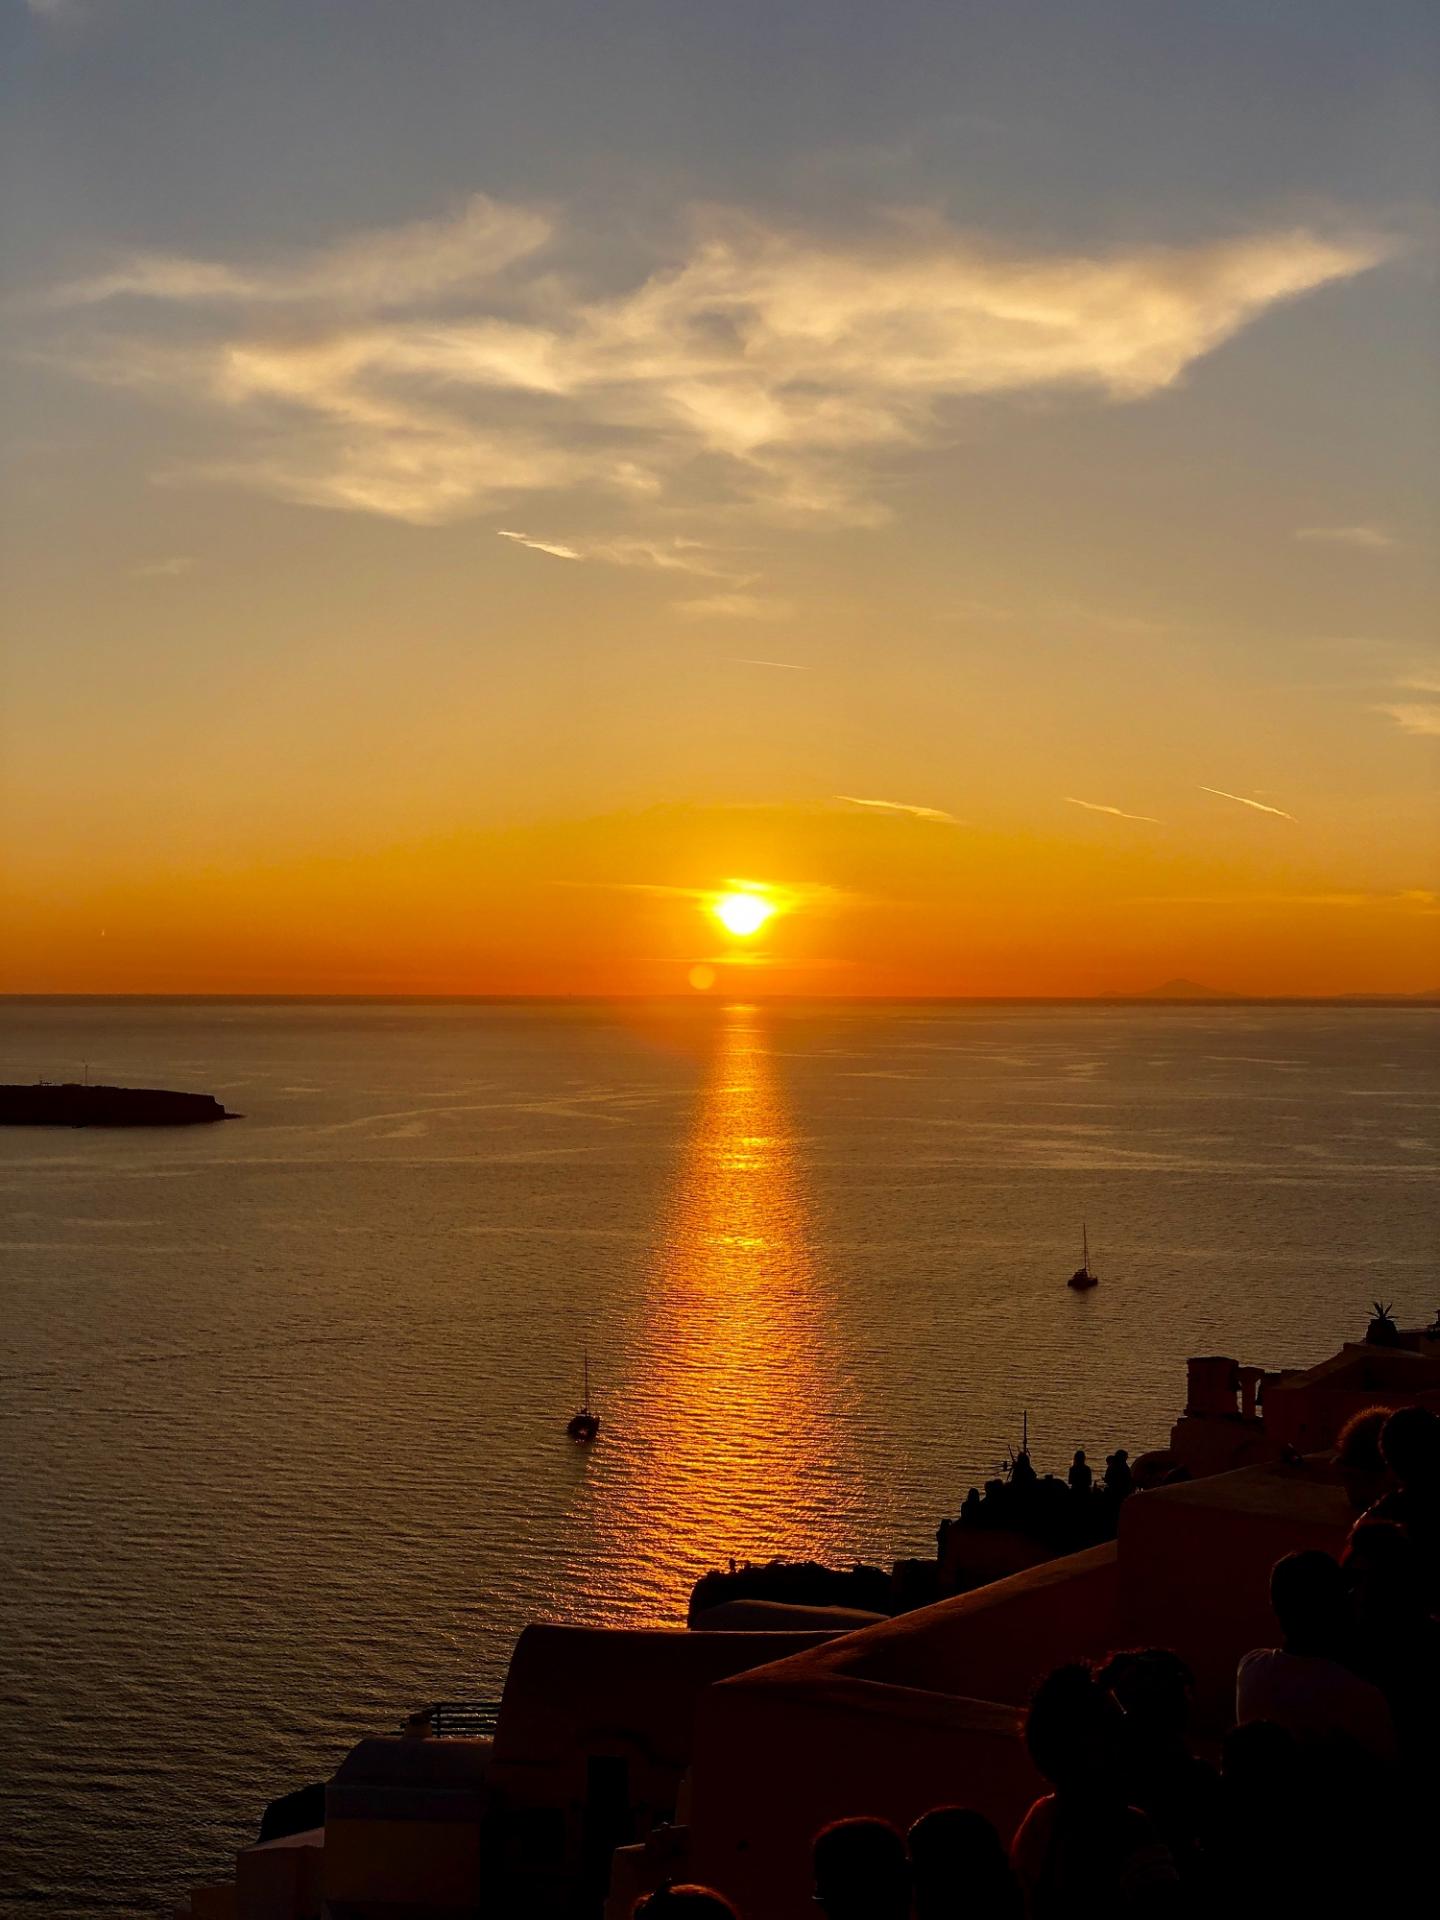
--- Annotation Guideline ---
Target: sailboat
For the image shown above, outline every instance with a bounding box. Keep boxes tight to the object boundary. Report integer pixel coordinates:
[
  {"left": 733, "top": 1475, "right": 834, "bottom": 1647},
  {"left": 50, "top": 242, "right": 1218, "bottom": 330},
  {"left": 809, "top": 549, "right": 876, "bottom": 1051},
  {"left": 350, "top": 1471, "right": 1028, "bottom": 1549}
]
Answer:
[
  {"left": 1067, "top": 1225, "right": 1099, "bottom": 1291},
  {"left": 566, "top": 1352, "right": 600, "bottom": 1442}
]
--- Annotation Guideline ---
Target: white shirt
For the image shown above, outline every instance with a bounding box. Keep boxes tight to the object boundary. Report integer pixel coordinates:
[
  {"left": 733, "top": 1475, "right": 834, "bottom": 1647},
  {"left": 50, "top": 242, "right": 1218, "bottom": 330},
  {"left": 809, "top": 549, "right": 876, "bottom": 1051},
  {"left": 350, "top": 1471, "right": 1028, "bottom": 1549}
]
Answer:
[{"left": 1235, "top": 1647, "right": 1396, "bottom": 1759}]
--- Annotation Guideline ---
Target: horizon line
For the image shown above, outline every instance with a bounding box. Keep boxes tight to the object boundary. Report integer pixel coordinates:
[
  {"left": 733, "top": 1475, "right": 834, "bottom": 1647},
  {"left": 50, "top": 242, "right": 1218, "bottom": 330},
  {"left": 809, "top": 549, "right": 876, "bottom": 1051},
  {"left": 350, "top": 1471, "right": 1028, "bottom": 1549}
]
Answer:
[{"left": 2, "top": 991, "right": 1436, "bottom": 1007}]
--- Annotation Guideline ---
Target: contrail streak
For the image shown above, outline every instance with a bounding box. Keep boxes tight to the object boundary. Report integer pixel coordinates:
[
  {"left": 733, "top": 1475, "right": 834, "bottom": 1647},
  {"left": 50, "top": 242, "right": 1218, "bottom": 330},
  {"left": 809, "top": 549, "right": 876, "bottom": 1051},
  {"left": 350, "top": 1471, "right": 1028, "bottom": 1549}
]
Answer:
[
  {"left": 837, "top": 794, "right": 957, "bottom": 824},
  {"left": 1199, "top": 786, "right": 1296, "bottom": 821},
  {"left": 1065, "top": 797, "right": 1159, "bottom": 823}
]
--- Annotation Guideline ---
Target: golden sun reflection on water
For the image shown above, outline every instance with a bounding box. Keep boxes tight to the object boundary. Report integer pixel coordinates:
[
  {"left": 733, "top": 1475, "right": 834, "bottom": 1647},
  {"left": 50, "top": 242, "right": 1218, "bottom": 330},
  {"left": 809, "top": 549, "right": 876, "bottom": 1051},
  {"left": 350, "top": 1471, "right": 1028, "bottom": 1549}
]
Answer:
[{"left": 585, "top": 1005, "right": 862, "bottom": 1611}]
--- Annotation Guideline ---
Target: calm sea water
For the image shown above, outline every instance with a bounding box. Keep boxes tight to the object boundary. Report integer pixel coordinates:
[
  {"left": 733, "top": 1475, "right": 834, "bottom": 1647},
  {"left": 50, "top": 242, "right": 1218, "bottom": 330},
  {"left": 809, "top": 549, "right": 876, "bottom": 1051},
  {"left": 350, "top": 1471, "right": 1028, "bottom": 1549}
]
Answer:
[{"left": 1, "top": 1000, "right": 1435, "bottom": 1916}]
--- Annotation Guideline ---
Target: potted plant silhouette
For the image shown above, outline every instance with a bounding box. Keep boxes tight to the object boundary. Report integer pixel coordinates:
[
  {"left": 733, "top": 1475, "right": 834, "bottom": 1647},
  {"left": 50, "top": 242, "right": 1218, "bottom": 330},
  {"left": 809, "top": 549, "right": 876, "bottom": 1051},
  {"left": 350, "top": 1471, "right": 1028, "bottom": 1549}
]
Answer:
[{"left": 1364, "top": 1301, "right": 1401, "bottom": 1349}]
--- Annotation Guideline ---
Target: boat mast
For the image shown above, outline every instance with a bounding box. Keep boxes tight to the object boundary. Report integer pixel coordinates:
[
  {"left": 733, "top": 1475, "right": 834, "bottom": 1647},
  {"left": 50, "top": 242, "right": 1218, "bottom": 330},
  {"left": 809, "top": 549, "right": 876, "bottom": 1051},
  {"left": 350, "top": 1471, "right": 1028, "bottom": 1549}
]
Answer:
[{"left": 1082, "top": 1221, "right": 1089, "bottom": 1273}]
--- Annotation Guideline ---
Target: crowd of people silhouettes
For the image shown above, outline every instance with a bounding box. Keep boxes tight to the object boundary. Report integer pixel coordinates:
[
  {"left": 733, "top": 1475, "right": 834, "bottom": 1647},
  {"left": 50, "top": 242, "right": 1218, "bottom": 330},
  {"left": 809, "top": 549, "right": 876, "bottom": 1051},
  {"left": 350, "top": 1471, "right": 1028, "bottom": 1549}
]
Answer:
[
  {"left": 632, "top": 1402, "right": 1439, "bottom": 1917},
  {"left": 939, "top": 1441, "right": 1139, "bottom": 1562}
]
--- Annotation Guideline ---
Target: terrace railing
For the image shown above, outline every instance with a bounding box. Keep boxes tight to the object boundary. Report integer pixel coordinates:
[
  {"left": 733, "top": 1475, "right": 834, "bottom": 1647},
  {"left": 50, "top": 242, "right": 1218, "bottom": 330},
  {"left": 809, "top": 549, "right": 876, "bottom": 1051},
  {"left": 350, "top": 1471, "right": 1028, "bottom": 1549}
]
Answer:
[{"left": 402, "top": 1699, "right": 503, "bottom": 1739}]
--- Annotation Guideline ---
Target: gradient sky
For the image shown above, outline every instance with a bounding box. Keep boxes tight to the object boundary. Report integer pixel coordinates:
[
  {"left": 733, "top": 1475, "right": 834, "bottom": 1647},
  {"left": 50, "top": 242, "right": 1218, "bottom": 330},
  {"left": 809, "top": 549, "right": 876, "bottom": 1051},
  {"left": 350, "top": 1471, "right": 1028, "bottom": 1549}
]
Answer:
[{"left": 2, "top": 1, "right": 1437, "bottom": 995}]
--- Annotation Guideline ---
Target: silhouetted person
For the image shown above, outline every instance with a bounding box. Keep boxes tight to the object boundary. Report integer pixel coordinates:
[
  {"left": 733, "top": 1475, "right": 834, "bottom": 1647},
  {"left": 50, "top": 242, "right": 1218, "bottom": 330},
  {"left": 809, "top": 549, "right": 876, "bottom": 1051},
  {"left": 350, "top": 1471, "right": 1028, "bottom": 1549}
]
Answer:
[
  {"left": 980, "top": 1478, "right": 1006, "bottom": 1527},
  {"left": 1332, "top": 1405, "right": 1393, "bottom": 1513},
  {"left": 1097, "top": 1649, "right": 1218, "bottom": 1893},
  {"left": 1212, "top": 1721, "right": 1310, "bottom": 1919},
  {"left": 1034, "top": 1473, "right": 1070, "bottom": 1537},
  {"left": 961, "top": 1487, "right": 982, "bottom": 1522},
  {"left": 1257, "top": 1718, "right": 1400, "bottom": 1912},
  {"left": 1362, "top": 1405, "right": 1440, "bottom": 1606},
  {"left": 1343, "top": 1518, "right": 1440, "bottom": 1782},
  {"left": 812, "top": 1818, "right": 909, "bottom": 1920},
  {"left": 633, "top": 1887, "right": 738, "bottom": 1920},
  {"left": 1236, "top": 1550, "right": 1395, "bottom": 1759},
  {"left": 907, "top": 1807, "right": 1021, "bottom": 1920},
  {"left": 1011, "top": 1663, "right": 1180, "bottom": 1916},
  {"left": 1103, "top": 1449, "right": 1134, "bottom": 1500},
  {"left": 1067, "top": 1450, "right": 1092, "bottom": 1496},
  {"left": 1010, "top": 1448, "right": 1037, "bottom": 1490}
]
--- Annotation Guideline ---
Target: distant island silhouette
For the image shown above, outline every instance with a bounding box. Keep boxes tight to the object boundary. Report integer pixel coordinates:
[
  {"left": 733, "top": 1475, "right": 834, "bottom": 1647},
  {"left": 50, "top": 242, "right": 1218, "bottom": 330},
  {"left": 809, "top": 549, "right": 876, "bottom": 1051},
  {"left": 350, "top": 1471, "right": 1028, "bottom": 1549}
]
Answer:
[
  {"left": 1106, "top": 979, "right": 1239, "bottom": 1001},
  {"left": 0, "top": 1083, "right": 234, "bottom": 1127}
]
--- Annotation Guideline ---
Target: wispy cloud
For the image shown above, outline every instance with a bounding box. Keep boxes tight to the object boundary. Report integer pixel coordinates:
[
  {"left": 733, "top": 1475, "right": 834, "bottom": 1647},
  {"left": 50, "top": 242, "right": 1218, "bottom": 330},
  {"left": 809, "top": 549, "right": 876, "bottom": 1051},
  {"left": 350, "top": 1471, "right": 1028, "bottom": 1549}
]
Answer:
[
  {"left": 836, "top": 794, "right": 958, "bottom": 824},
  {"left": 28, "top": 0, "right": 136, "bottom": 20},
  {"left": 1374, "top": 703, "right": 1440, "bottom": 738},
  {"left": 675, "top": 592, "right": 794, "bottom": 620},
  {"left": 496, "top": 529, "right": 582, "bottom": 560},
  {"left": 555, "top": 874, "right": 846, "bottom": 913},
  {"left": 46, "top": 194, "right": 552, "bottom": 313},
  {"left": 1065, "top": 796, "right": 1159, "bottom": 823},
  {"left": 1295, "top": 524, "right": 1398, "bottom": 551},
  {"left": 729, "top": 657, "right": 809, "bottom": 670},
  {"left": 588, "top": 536, "right": 735, "bottom": 577},
  {"left": 497, "top": 528, "right": 733, "bottom": 576},
  {"left": 35, "top": 197, "right": 1392, "bottom": 528},
  {"left": 1199, "top": 786, "right": 1297, "bottom": 821},
  {"left": 131, "top": 555, "right": 197, "bottom": 579},
  {"left": 553, "top": 880, "right": 710, "bottom": 901}
]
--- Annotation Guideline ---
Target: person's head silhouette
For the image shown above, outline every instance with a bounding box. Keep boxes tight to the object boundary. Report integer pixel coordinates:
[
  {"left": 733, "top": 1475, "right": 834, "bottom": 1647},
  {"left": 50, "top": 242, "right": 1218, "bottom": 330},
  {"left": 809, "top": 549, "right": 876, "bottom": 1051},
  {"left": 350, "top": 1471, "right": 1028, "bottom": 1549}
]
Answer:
[
  {"left": 1380, "top": 1407, "right": 1440, "bottom": 1491},
  {"left": 633, "top": 1886, "right": 738, "bottom": 1920},
  {"left": 907, "top": 1806, "right": 1020, "bottom": 1920},
  {"left": 1269, "top": 1550, "right": 1349, "bottom": 1656},
  {"left": 1099, "top": 1647, "right": 1195, "bottom": 1747},
  {"left": 1023, "top": 1663, "right": 1122, "bottom": 1796},
  {"left": 812, "top": 1818, "right": 909, "bottom": 1920}
]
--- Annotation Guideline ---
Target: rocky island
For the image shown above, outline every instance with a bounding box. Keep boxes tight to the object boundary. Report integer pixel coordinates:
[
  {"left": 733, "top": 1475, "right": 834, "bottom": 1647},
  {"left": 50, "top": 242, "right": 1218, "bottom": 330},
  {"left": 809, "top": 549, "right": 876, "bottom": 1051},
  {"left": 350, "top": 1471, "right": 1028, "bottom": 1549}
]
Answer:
[{"left": 0, "top": 1083, "right": 234, "bottom": 1127}]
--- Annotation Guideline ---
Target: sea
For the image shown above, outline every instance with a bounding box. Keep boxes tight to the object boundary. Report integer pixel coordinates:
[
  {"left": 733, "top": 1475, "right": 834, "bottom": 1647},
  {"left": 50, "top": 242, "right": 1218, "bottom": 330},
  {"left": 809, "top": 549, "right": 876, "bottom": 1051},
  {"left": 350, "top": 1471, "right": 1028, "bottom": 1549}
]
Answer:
[{"left": 1, "top": 998, "right": 1435, "bottom": 1917}]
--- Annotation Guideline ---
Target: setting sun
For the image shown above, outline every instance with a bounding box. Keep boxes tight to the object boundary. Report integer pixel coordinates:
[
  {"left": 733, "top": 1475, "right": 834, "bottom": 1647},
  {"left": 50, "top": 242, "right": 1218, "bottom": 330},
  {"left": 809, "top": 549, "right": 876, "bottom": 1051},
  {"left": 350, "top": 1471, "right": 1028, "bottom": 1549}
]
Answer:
[{"left": 712, "top": 892, "right": 775, "bottom": 938}]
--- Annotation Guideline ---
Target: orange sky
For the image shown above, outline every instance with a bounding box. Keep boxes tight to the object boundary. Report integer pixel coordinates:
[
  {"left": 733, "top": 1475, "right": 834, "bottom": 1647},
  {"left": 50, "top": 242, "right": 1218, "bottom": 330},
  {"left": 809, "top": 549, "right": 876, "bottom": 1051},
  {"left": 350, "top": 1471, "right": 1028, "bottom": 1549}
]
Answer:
[
  {"left": 5, "top": 801, "right": 1436, "bottom": 997},
  {"left": 2, "top": 6, "right": 1436, "bottom": 997}
]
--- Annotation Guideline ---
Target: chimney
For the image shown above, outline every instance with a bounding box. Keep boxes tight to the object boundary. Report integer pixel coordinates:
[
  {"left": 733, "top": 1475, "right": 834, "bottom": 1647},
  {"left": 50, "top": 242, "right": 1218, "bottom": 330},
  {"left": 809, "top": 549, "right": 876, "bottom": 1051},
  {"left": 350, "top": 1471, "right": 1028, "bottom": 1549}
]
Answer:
[{"left": 1185, "top": 1355, "right": 1240, "bottom": 1419}]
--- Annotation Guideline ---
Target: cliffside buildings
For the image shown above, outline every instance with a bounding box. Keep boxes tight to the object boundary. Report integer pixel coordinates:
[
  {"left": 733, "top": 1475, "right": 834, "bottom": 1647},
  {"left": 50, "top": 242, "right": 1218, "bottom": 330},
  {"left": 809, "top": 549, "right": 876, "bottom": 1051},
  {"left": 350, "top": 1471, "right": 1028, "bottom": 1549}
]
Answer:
[{"left": 175, "top": 1322, "right": 1440, "bottom": 1920}]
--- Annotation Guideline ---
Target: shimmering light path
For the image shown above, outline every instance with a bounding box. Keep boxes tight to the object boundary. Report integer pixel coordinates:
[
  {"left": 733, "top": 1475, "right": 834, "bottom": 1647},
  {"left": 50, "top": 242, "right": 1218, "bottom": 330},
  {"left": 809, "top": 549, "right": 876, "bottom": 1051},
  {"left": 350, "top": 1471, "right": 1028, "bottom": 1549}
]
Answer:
[{"left": 581, "top": 1006, "right": 867, "bottom": 1605}]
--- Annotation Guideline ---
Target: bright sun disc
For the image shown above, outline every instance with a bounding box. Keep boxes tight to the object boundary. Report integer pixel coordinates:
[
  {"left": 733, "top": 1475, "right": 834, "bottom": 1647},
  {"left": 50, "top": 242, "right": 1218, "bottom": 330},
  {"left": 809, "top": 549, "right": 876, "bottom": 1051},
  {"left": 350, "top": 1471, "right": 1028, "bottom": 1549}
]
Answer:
[{"left": 712, "top": 892, "right": 774, "bottom": 937}]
